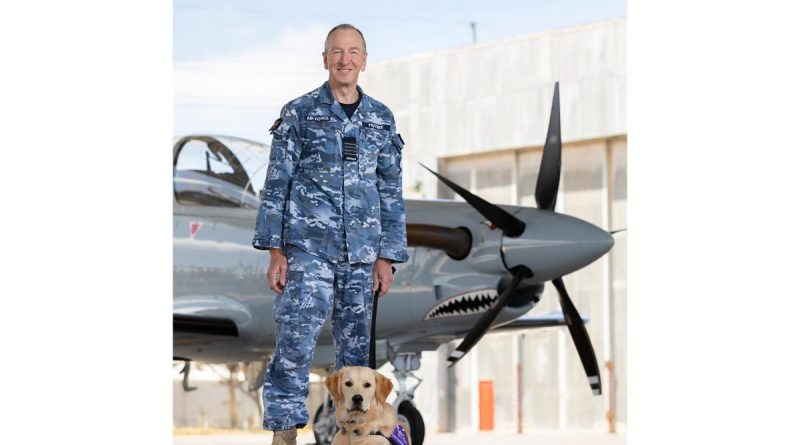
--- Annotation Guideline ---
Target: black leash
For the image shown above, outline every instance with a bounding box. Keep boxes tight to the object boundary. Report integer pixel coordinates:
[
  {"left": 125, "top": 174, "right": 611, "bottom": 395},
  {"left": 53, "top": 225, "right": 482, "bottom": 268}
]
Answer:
[{"left": 369, "top": 266, "right": 395, "bottom": 370}]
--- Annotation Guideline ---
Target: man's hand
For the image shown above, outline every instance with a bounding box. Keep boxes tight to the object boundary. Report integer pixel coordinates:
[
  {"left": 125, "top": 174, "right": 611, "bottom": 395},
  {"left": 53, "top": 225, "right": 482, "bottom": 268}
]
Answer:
[
  {"left": 267, "top": 248, "right": 288, "bottom": 294},
  {"left": 372, "top": 258, "right": 394, "bottom": 297}
]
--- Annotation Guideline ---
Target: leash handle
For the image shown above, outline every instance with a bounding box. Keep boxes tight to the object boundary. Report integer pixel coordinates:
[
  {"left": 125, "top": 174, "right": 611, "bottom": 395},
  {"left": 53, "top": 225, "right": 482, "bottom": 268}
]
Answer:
[{"left": 369, "top": 266, "right": 395, "bottom": 369}]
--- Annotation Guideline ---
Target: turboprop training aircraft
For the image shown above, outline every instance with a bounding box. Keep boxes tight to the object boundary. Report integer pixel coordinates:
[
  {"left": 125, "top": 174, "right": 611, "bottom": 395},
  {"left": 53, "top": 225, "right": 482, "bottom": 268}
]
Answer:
[{"left": 173, "top": 83, "right": 615, "bottom": 445}]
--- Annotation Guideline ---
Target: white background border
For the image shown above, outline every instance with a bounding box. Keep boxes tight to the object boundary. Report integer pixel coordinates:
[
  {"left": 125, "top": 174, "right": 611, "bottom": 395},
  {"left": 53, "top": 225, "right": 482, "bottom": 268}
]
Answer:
[{"left": 2, "top": 1, "right": 799, "bottom": 443}]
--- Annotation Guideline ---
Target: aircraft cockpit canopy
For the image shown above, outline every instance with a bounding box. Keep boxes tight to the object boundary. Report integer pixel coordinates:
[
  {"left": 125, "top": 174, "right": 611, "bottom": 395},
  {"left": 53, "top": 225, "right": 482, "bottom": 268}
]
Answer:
[{"left": 173, "top": 136, "right": 270, "bottom": 209}]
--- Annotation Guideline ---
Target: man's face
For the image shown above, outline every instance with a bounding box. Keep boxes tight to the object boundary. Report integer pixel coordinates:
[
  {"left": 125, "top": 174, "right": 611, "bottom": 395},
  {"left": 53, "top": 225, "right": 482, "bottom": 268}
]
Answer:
[{"left": 322, "top": 29, "right": 367, "bottom": 88}]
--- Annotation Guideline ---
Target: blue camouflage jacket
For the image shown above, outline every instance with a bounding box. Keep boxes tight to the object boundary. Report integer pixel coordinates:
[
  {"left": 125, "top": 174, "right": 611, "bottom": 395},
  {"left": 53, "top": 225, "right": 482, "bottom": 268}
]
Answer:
[{"left": 252, "top": 81, "right": 409, "bottom": 265}]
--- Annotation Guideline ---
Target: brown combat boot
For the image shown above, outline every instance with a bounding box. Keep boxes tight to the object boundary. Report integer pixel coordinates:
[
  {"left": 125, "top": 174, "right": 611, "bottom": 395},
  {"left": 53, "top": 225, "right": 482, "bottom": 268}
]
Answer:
[{"left": 270, "top": 427, "right": 297, "bottom": 445}]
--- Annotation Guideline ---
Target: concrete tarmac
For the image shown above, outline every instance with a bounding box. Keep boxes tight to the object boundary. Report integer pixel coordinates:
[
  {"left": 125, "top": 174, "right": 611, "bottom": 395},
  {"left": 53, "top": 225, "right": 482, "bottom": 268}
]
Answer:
[{"left": 174, "top": 430, "right": 626, "bottom": 445}]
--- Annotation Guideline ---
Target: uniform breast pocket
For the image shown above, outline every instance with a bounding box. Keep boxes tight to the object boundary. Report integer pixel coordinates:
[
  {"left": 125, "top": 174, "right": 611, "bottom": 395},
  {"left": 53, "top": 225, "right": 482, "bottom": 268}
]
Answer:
[
  {"left": 360, "top": 129, "right": 389, "bottom": 178},
  {"left": 301, "top": 123, "right": 340, "bottom": 170}
]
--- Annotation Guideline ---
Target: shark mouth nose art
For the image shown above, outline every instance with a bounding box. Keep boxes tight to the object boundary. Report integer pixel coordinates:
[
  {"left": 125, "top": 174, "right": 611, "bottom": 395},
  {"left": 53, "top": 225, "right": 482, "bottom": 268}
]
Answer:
[{"left": 423, "top": 289, "right": 498, "bottom": 321}]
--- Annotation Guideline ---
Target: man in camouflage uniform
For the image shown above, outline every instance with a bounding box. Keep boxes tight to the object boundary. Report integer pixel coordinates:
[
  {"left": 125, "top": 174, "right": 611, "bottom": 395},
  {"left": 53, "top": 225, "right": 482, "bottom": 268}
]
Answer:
[{"left": 252, "top": 24, "right": 408, "bottom": 445}]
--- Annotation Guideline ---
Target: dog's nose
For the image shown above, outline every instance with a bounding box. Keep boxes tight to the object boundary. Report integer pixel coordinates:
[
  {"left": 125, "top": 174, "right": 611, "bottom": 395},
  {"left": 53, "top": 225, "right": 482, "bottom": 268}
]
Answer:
[{"left": 352, "top": 394, "right": 363, "bottom": 404}]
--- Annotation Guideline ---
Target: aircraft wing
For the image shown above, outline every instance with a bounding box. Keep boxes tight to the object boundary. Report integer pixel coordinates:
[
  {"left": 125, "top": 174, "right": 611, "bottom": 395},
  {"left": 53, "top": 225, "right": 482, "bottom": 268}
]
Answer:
[{"left": 489, "top": 310, "right": 589, "bottom": 332}]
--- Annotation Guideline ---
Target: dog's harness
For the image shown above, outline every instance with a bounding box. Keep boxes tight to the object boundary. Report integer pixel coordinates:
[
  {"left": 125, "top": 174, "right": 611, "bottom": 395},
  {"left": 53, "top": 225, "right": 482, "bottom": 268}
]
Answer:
[
  {"left": 379, "top": 424, "right": 410, "bottom": 445},
  {"left": 340, "top": 424, "right": 409, "bottom": 445}
]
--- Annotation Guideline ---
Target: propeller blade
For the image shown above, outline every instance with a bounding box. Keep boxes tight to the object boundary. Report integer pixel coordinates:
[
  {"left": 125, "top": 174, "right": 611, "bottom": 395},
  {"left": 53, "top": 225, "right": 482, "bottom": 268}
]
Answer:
[
  {"left": 534, "top": 82, "right": 562, "bottom": 211},
  {"left": 447, "top": 268, "right": 528, "bottom": 367},
  {"left": 420, "top": 163, "right": 526, "bottom": 237},
  {"left": 610, "top": 228, "right": 627, "bottom": 235},
  {"left": 552, "top": 277, "right": 602, "bottom": 395}
]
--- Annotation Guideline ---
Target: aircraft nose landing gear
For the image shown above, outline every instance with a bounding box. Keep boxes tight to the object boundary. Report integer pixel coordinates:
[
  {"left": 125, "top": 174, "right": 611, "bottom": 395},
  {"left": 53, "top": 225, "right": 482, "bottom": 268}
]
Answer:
[{"left": 391, "top": 352, "right": 425, "bottom": 445}]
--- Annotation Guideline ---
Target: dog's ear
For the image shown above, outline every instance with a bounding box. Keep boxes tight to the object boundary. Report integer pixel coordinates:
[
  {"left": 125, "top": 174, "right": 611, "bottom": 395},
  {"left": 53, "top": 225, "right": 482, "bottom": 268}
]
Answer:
[
  {"left": 325, "top": 370, "right": 342, "bottom": 404},
  {"left": 375, "top": 371, "right": 393, "bottom": 403}
]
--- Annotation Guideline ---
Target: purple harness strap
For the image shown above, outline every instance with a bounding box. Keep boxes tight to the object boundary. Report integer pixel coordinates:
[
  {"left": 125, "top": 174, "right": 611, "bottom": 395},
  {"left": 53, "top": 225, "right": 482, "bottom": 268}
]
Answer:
[
  {"left": 368, "top": 424, "right": 409, "bottom": 445},
  {"left": 386, "top": 424, "right": 409, "bottom": 445}
]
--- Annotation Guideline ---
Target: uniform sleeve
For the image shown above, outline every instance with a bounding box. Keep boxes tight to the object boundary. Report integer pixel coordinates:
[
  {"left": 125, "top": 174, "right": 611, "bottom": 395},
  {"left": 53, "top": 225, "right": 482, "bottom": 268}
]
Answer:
[
  {"left": 252, "top": 106, "right": 302, "bottom": 251},
  {"left": 375, "top": 120, "right": 409, "bottom": 263}
]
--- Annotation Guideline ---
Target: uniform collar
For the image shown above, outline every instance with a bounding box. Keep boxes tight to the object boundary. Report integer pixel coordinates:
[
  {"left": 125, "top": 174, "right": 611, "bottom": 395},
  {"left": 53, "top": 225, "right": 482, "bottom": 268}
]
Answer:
[{"left": 319, "top": 81, "right": 372, "bottom": 122}]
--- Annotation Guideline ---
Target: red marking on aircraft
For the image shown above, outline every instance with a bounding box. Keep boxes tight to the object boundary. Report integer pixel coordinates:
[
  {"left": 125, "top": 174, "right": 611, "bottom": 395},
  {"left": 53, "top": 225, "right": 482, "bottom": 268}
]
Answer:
[{"left": 189, "top": 222, "right": 202, "bottom": 239}]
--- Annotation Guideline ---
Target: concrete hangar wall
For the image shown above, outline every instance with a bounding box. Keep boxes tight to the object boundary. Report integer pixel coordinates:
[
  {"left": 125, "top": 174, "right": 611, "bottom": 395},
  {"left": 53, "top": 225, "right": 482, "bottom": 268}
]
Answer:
[{"left": 361, "top": 18, "right": 627, "bottom": 432}]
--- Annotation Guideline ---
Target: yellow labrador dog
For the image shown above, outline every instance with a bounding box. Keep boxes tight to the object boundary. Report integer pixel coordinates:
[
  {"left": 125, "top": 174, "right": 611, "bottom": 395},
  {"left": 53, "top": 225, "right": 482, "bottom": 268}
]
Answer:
[{"left": 325, "top": 366, "right": 411, "bottom": 445}]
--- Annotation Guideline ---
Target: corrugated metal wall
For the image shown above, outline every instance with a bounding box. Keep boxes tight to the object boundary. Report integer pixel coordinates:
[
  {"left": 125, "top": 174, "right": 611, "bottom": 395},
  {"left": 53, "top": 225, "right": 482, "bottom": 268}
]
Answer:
[{"left": 360, "top": 17, "right": 627, "bottom": 432}]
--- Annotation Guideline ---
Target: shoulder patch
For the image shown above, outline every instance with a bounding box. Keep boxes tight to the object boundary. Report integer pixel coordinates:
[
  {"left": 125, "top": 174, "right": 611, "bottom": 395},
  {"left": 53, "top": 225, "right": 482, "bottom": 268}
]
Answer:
[
  {"left": 268, "top": 118, "right": 282, "bottom": 135},
  {"left": 392, "top": 134, "right": 405, "bottom": 151}
]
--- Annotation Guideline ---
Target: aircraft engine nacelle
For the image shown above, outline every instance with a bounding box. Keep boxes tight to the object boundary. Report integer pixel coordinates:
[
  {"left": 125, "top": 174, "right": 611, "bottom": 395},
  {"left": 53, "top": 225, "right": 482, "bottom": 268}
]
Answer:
[{"left": 463, "top": 222, "right": 507, "bottom": 275}]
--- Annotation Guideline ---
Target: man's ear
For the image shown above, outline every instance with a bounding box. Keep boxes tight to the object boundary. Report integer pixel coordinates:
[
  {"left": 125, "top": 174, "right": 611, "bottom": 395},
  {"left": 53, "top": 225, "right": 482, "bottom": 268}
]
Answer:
[
  {"left": 325, "top": 370, "right": 342, "bottom": 404},
  {"left": 322, "top": 52, "right": 328, "bottom": 70},
  {"left": 375, "top": 372, "right": 393, "bottom": 403}
]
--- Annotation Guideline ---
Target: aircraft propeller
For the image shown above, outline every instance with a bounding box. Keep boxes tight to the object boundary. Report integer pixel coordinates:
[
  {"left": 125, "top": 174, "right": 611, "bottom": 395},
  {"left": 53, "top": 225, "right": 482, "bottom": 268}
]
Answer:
[
  {"left": 418, "top": 165, "right": 525, "bottom": 237},
  {"left": 423, "top": 82, "right": 603, "bottom": 395},
  {"left": 534, "top": 81, "right": 562, "bottom": 212}
]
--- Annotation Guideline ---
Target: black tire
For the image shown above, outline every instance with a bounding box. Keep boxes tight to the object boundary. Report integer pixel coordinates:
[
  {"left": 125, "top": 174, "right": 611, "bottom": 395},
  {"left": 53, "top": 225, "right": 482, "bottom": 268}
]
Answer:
[
  {"left": 397, "top": 400, "right": 425, "bottom": 445},
  {"left": 313, "top": 402, "right": 337, "bottom": 445}
]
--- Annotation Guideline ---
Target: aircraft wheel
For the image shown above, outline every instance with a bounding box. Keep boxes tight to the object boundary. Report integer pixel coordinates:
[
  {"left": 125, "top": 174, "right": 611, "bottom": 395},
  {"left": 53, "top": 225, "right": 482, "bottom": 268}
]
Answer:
[
  {"left": 397, "top": 400, "right": 425, "bottom": 445},
  {"left": 313, "top": 403, "right": 337, "bottom": 445}
]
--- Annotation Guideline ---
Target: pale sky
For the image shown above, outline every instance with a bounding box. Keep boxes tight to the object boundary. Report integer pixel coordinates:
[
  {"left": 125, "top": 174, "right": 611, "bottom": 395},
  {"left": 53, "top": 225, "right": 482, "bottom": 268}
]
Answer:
[{"left": 174, "top": 0, "right": 626, "bottom": 142}]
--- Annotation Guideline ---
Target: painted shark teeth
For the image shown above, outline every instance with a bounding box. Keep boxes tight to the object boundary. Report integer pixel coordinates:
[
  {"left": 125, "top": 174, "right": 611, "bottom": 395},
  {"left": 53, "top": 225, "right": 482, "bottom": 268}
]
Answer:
[{"left": 423, "top": 289, "right": 498, "bottom": 321}]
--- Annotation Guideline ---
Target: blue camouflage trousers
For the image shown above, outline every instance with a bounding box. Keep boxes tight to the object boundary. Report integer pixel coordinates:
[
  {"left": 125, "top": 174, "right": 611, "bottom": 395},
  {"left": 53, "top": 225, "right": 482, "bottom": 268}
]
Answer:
[{"left": 263, "top": 243, "right": 375, "bottom": 431}]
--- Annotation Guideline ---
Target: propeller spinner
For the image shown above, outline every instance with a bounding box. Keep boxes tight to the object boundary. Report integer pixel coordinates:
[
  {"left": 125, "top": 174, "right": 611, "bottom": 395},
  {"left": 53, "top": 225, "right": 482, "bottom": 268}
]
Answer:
[{"left": 423, "top": 82, "right": 610, "bottom": 395}]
